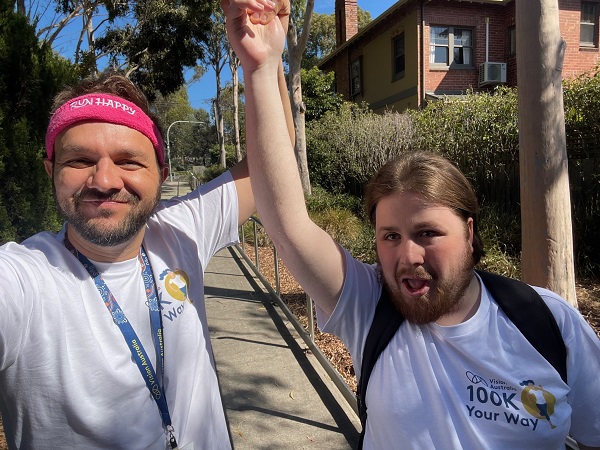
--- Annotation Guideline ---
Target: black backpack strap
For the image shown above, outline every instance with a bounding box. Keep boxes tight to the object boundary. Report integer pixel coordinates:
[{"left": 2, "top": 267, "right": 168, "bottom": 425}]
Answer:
[
  {"left": 356, "top": 288, "right": 404, "bottom": 449},
  {"left": 475, "top": 270, "right": 567, "bottom": 384}
]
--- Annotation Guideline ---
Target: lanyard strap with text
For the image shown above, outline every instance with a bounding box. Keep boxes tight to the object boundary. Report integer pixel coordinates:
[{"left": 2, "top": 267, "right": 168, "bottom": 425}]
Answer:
[{"left": 65, "top": 237, "right": 178, "bottom": 449}]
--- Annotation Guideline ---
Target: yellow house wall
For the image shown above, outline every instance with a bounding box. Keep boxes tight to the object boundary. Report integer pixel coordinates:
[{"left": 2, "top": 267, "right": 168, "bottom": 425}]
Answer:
[{"left": 359, "top": 10, "right": 419, "bottom": 112}]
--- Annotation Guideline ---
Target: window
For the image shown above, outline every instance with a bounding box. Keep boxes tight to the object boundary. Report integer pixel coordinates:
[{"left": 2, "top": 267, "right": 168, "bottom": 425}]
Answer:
[
  {"left": 581, "top": 2, "right": 598, "bottom": 47},
  {"left": 508, "top": 26, "right": 516, "bottom": 55},
  {"left": 430, "top": 26, "right": 473, "bottom": 67},
  {"left": 393, "top": 33, "right": 406, "bottom": 80},
  {"left": 350, "top": 58, "right": 362, "bottom": 96}
]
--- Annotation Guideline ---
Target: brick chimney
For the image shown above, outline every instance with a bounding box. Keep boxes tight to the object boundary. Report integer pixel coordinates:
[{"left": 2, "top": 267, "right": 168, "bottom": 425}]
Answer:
[{"left": 335, "top": 0, "right": 358, "bottom": 47}]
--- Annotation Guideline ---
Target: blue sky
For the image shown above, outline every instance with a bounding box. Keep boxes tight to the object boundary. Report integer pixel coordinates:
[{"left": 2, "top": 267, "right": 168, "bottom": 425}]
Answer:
[{"left": 188, "top": 0, "right": 398, "bottom": 110}]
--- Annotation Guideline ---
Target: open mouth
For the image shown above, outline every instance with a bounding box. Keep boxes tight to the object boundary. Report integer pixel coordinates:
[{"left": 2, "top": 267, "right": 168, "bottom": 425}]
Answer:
[{"left": 401, "top": 277, "right": 431, "bottom": 296}]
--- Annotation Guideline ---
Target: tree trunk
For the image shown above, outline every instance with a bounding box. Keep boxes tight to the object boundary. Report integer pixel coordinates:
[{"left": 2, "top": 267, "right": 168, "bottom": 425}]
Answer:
[
  {"left": 286, "top": 0, "right": 315, "bottom": 195},
  {"left": 73, "top": 0, "right": 98, "bottom": 75},
  {"left": 214, "top": 69, "right": 226, "bottom": 168},
  {"left": 516, "top": 0, "right": 576, "bottom": 306},
  {"left": 229, "top": 49, "right": 242, "bottom": 162},
  {"left": 15, "top": 0, "right": 25, "bottom": 15}
]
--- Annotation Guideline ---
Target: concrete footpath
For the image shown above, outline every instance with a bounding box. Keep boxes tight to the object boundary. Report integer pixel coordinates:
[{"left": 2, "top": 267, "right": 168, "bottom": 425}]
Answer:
[
  {"left": 204, "top": 246, "right": 361, "bottom": 450},
  {"left": 161, "top": 179, "right": 192, "bottom": 199}
]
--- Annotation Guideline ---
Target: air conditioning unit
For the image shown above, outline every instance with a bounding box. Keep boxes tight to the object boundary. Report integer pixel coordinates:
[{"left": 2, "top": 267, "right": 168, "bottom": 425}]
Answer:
[{"left": 478, "top": 62, "right": 507, "bottom": 86}]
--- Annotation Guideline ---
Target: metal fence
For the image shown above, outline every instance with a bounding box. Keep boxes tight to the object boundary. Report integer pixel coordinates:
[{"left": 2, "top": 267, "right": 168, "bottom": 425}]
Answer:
[{"left": 237, "top": 216, "right": 358, "bottom": 414}]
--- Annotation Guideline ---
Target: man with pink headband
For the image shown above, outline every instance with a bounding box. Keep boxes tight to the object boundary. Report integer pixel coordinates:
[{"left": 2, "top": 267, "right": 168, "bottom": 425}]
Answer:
[{"left": 0, "top": 4, "right": 290, "bottom": 445}]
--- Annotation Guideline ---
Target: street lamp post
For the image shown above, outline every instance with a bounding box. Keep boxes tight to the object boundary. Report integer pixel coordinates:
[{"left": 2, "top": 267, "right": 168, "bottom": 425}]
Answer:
[{"left": 166, "top": 120, "right": 206, "bottom": 182}]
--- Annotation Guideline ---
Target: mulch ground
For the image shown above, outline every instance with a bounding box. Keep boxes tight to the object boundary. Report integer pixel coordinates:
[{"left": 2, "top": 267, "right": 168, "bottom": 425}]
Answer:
[
  {"left": 1, "top": 246, "right": 597, "bottom": 448},
  {"left": 0, "top": 417, "right": 4, "bottom": 450}
]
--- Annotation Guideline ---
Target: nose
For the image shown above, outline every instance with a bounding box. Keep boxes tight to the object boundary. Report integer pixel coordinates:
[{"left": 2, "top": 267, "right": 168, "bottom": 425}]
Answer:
[
  {"left": 399, "top": 238, "right": 425, "bottom": 267},
  {"left": 87, "top": 159, "right": 124, "bottom": 192}
]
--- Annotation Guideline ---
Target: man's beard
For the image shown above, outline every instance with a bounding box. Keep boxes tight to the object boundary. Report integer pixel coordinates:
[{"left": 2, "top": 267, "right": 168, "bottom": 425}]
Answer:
[
  {"left": 55, "top": 186, "right": 161, "bottom": 247},
  {"left": 377, "top": 249, "right": 474, "bottom": 325}
]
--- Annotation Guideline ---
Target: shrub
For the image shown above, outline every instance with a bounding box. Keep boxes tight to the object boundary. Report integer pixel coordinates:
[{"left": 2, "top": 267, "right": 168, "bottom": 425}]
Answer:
[
  {"left": 302, "top": 77, "right": 600, "bottom": 276},
  {"left": 476, "top": 203, "right": 521, "bottom": 278},
  {"left": 310, "top": 208, "right": 376, "bottom": 264},
  {"left": 302, "top": 67, "right": 343, "bottom": 122},
  {"left": 199, "top": 165, "right": 228, "bottom": 183},
  {"left": 307, "top": 102, "right": 414, "bottom": 194},
  {"left": 306, "top": 186, "right": 363, "bottom": 217},
  {"left": 409, "top": 86, "right": 519, "bottom": 196}
]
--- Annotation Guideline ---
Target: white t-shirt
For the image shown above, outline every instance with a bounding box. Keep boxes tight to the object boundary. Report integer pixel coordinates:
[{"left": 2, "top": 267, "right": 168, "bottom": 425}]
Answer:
[
  {"left": 0, "top": 172, "right": 239, "bottom": 450},
  {"left": 318, "top": 249, "right": 600, "bottom": 450}
]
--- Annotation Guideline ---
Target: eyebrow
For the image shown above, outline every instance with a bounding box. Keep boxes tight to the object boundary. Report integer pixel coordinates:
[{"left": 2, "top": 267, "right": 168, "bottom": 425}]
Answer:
[
  {"left": 56, "top": 145, "right": 147, "bottom": 159},
  {"left": 377, "top": 220, "right": 444, "bottom": 232}
]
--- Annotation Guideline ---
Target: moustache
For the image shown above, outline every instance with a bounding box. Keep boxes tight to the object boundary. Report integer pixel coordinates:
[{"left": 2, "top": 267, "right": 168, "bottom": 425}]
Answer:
[
  {"left": 397, "top": 266, "right": 434, "bottom": 281},
  {"left": 74, "top": 189, "right": 140, "bottom": 204}
]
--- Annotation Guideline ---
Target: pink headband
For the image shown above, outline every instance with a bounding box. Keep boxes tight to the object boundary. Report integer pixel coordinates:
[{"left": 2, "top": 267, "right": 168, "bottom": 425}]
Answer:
[{"left": 45, "top": 93, "right": 165, "bottom": 166}]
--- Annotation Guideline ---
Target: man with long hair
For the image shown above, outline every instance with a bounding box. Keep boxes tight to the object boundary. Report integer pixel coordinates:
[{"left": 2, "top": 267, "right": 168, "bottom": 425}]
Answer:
[{"left": 223, "top": 0, "right": 600, "bottom": 448}]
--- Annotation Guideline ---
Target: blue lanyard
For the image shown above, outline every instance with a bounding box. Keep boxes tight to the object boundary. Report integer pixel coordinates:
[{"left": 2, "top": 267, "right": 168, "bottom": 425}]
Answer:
[{"left": 65, "top": 237, "right": 178, "bottom": 449}]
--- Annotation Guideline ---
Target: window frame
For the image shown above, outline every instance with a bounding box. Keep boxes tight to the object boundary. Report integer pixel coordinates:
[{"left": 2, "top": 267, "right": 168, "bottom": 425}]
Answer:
[
  {"left": 392, "top": 32, "right": 406, "bottom": 81},
  {"left": 581, "top": 2, "right": 599, "bottom": 48},
  {"left": 429, "top": 25, "right": 474, "bottom": 69}
]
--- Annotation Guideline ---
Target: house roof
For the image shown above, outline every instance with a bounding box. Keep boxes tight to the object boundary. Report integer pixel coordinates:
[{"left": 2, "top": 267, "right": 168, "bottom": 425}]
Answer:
[{"left": 319, "top": 0, "right": 512, "bottom": 68}]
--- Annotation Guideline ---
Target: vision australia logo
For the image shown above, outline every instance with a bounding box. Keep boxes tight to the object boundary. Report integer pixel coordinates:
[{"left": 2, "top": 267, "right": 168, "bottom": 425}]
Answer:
[
  {"left": 159, "top": 269, "right": 192, "bottom": 322},
  {"left": 519, "top": 379, "right": 557, "bottom": 429}
]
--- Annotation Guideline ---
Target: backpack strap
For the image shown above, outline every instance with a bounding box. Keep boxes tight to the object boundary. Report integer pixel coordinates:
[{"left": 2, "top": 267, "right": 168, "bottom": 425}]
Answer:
[
  {"left": 356, "top": 288, "right": 404, "bottom": 449},
  {"left": 475, "top": 270, "right": 567, "bottom": 384}
]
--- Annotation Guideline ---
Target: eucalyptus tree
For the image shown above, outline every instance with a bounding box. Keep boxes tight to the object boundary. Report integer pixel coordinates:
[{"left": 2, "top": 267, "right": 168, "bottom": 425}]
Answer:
[
  {"left": 219, "top": 81, "right": 246, "bottom": 152},
  {"left": 286, "top": 0, "right": 315, "bottom": 194},
  {"left": 516, "top": 0, "right": 576, "bottom": 305},
  {"left": 200, "top": 0, "right": 228, "bottom": 167},
  {"left": 228, "top": 48, "right": 242, "bottom": 162},
  {"left": 19, "top": 0, "right": 213, "bottom": 97}
]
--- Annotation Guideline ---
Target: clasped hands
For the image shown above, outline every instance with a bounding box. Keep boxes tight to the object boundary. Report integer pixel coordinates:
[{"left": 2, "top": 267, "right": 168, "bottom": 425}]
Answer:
[{"left": 222, "top": 0, "right": 290, "bottom": 26}]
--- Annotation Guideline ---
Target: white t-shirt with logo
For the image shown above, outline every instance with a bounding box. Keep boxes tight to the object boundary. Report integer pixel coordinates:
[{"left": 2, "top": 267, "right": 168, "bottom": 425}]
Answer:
[
  {"left": 0, "top": 172, "right": 239, "bottom": 449},
  {"left": 318, "top": 249, "right": 600, "bottom": 450}
]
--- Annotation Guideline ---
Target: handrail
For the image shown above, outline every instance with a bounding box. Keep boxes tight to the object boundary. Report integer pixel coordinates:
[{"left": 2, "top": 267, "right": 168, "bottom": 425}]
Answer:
[
  {"left": 188, "top": 170, "right": 199, "bottom": 191},
  {"left": 238, "top": 216, "right": 358, "bottom": 414}
]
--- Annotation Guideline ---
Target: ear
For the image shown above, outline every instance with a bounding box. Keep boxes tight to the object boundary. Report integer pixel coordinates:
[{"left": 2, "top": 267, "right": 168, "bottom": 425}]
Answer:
[
  {"left": 43, "top": 159, "right": 53, "bottom": 179},
  {"left": 161, "top": 165, "right": 169, "bottom": 183},
  {"left": 466, "top": 217, "right": 474, "bottom": 253}
]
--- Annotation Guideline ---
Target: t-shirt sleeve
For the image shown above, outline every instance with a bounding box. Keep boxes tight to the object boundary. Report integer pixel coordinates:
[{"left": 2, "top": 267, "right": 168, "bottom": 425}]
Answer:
[
  {"left": 151, "top": 171, "right": 240, "bottom": 268},
  {"left": 0, "top": 246, "right": 35, "bottom": 370},
  {"left": 317, "top": 248, "right": 382, "bottom": 380},
  {"left": 534, "top": 287, "right": 600, "bottom": 445}
]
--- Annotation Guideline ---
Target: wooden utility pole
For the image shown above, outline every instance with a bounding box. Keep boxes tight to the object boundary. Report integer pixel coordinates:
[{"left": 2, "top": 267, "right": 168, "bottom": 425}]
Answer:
[{"left": 516, "top": 0, "right": 577, "bottom": 305}]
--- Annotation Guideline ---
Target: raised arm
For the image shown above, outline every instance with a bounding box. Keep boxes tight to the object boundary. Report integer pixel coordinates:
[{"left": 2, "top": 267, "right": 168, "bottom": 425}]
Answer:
[
  {"left": 222, "top": 0, "right": 345, "bottom": 316},
  {"left": 232, "top": 61, "right": 292, "bottom": 226}
]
